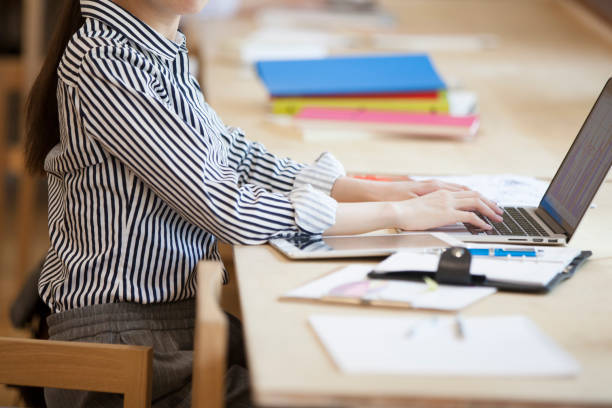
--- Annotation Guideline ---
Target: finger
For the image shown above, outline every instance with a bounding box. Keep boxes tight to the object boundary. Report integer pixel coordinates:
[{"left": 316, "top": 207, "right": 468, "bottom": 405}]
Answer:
[
  {"left": 451, "top": 190, "right": 483, "bottom": 198},
  {"left": 474, "top": 198, "right": 503, "bottom": 221},
  {"left": 456, "top": 211, "right": 491, "bottom": 230},
  {"left": 417, "top": 180, "right": 465, "bottom": 195},
  {"left": 440, "top": 182, "right": 470, "bottom": 191},
  {"left": 451, "top": 191, "right": 503, "bottom": 215},
  {"left": 455, "top": 198, "right": 503, "bottom": 222},
  {"left": 478, "top": 195, "right": 503, "bottom": 215}
]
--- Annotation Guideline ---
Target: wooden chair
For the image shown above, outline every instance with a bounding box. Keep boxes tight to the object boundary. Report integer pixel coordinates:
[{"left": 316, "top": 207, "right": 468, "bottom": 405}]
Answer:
[
  {"left": 192, "top": 261, "right": 228, "bottom": 408},
  {"left": 1, "top": 262, "right": 230, "bottom": 408},
  {"left": 0, "top": 337, "right": 153, "bottom": 408}
]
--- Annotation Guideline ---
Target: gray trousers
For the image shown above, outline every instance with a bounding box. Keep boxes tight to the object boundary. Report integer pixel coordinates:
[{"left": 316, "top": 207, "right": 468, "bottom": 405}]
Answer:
[{"left": 44, "top": 299, "right": 251, "bottom": 408}]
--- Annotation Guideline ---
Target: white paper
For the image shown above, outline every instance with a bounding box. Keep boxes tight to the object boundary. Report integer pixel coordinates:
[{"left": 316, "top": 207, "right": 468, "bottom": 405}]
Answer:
[
  {"left": 283, "top": 264, "right": 495, "bottom": 311},
  {"left": 309, "top": 314, "right": 580, "bottom": 376},
  {"left": 240, "top": 27, "right": 355, "bottom": 63},
  {"left": 447, "top": 90, "right": 478, "bottom": 116}
]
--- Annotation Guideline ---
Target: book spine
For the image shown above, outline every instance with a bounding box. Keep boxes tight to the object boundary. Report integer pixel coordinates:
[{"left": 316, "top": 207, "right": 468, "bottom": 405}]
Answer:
[
  {"left": 270, "top": 91, "right": 441, "bottom": 99},
  {"left": 272, "top": 97, "right": 449, "bottom": 115}
]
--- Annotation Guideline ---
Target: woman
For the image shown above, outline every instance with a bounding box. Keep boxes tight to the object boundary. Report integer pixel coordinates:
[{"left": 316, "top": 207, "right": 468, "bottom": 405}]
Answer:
[{"left": 25, "top": 0, "right": 502, "bottom": 406}]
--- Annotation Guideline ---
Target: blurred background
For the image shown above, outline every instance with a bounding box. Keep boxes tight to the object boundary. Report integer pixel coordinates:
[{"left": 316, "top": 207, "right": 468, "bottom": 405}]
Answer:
[{"left": 1, "top": 0, "right": 611, "bottom": 405}]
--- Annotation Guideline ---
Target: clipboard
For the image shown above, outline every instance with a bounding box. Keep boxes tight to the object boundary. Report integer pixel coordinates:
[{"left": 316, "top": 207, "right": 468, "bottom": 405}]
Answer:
[
  {"left": 367, "top": 248, "right": 592, "bottom": 293},
  {"left": 280, "top": 264, "right": 497, "bottom": 311}
]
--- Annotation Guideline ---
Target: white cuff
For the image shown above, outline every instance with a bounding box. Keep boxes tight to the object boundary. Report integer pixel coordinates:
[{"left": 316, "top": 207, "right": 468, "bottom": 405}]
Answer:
[
  {"left": 289, "top": 184, "right": 338, "bottom": 234},
  {"left": 294, "top": 152, "right": 345, "bottom": 196}
]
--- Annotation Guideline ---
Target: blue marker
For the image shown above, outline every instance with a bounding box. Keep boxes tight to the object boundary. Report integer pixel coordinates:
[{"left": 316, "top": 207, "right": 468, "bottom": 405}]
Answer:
[{"left": 468, "top": 248, "right": 537, "bottom": 257}]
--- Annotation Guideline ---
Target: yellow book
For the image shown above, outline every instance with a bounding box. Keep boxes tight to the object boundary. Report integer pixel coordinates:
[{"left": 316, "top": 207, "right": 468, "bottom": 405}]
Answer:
[{"left": 271, "top": 93, "right": 449, "bottom": 115}]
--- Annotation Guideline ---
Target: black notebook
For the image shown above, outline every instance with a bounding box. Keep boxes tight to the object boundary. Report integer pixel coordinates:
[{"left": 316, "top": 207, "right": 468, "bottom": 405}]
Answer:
[{"left": 368, "top": 249, "right": 592, "bottom": 294}]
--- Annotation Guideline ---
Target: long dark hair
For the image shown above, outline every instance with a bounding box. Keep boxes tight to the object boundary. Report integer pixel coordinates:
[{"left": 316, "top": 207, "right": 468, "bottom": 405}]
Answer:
[{"left": 25, "top": 0, "right": 84, "bottom": 174}]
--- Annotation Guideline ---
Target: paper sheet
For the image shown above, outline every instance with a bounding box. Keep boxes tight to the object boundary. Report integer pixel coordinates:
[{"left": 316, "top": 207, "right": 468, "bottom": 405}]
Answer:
[
  {"left": 283, "top": 264, "right": 495, "bottom": 311},
  {"left": 309, "top": 314, "right": 580, "bottom": 376},
  {"left": 239, "top": 27, "right": 354, "bottom": 63}
]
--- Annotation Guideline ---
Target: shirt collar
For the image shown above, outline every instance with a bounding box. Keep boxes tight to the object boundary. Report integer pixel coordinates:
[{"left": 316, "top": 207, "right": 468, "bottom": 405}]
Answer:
[{"left": 80, "top": 0, "right": 186, "bottom": 60}]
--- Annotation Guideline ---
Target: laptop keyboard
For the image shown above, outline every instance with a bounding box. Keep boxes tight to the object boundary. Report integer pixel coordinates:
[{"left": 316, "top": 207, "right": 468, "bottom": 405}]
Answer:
[{"left": 465, "top": 207, "right": 550, "bottom": 236}]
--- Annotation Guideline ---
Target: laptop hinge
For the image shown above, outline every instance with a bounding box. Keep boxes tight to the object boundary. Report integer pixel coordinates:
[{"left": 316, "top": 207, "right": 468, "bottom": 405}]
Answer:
[{"left": 535, "top": 207, "right": 566, "bottom": 235}]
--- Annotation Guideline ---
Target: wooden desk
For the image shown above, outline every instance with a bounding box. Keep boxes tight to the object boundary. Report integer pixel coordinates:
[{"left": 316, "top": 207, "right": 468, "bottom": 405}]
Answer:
[
  {"left": 186, "top": 0, "right": 612, "bottom": 179},
  {"left": 234, "top": 182, "right": 612, "bottom": 407},
  {"left": 184, "top": 0, "right": 612, "bottom": 406}
]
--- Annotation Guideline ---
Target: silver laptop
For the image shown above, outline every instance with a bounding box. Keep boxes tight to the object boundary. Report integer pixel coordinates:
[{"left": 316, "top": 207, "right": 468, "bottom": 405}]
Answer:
[{"left": 449, "top": 78, "right": 612, "bottom": 245}]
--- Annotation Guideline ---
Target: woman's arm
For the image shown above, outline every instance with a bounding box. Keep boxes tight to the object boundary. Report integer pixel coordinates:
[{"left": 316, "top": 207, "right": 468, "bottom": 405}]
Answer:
[
  {"left": 325, "top": 189, "right": 503, "bottom": 236},
  {"left": 77, "top": 45, "right": 338, "bottom": 244},
  {"left": 218, "top": 127, "right": 344, "bottom": 196},
  {"left": 330, "top": 176, "right": 471, "bottom": 202}
]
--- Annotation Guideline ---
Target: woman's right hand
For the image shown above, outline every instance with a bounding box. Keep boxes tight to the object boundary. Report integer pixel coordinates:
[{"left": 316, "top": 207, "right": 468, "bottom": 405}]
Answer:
[
  {"left": 394, "top": 190, "right": 504, "bottom": 231},
  {"left": 325, "top": 189, "right": 503, "bottom": 236}
]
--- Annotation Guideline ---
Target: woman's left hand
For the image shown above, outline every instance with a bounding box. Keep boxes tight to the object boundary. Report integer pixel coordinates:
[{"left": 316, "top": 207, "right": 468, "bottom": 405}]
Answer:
[
  {"left": 381, "top": 179, "right": 470, "bottom": 201},
  {"left": 332, "top": 176, "right": 471, "bottom": 203}
]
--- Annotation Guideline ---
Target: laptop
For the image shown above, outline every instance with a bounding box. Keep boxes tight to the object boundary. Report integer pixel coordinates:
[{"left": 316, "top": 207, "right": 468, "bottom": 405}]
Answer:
[{"left": 447, "top": 77, "right": 612, "bottom": 245}]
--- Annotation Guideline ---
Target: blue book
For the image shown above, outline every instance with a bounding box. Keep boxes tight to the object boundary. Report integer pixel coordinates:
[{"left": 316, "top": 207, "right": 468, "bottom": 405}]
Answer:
[{"left": 255, "top": 54, "right": 446, "bottom": 97}]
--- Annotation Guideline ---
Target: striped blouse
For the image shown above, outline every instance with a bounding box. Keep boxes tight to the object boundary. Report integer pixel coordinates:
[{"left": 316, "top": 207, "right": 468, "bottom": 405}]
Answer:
[{"left": 39, "top": 0, "right": 345, "bottom": 313}]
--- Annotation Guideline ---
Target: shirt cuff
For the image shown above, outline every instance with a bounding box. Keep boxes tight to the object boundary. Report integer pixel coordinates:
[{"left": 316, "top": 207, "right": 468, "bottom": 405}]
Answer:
[
  {"left": 289, "top": 184, "right": 338, "bottom": 234},
  {"left": 294, "top": 152, "right": 346, "bottom": 196}
]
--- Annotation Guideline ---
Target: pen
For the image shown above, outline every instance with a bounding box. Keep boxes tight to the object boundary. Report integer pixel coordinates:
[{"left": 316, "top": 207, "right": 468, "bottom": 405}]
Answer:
[
  {"left": 468, "top": 247, "right": 537, "bottom": 257},
  {"left": 454, "top": 314, "right": 466, "bottom": 340}
]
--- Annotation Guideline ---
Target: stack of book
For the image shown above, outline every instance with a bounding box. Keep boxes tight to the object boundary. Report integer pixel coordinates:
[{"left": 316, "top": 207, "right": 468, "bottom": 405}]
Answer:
[{"left": 255, "top": 54, "right": 479, "bottom": 140}]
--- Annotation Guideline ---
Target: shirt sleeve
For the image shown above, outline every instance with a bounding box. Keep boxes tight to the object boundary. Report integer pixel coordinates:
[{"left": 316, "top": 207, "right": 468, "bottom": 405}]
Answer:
[
  {"left": 218, "top": 125, "right": 346, "bottom": 196},
  {"left": 76, "top": 44, "right": 338, "bottom": 243}
]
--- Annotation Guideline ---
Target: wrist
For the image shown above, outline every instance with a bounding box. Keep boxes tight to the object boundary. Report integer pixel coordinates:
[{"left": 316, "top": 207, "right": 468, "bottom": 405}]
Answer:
[
  {"left": 366, "top": 181, "right": 397, "bottom": 202},
  {"left": 385, "top": 201, "right": 403, "bottom": 229}
]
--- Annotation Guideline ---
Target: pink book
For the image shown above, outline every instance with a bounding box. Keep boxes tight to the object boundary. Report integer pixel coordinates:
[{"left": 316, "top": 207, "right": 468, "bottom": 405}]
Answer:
[{"left": 295, "top": 107, "right": 479, "bottom": 140}]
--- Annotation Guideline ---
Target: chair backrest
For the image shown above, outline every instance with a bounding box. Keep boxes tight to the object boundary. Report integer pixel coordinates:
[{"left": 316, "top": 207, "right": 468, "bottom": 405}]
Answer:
[
  {"left": 0, "top": 336, "right": 152, "bottom": 408},
  {"left": 192, "top": 261, "right": 228, "bottom": 408}
]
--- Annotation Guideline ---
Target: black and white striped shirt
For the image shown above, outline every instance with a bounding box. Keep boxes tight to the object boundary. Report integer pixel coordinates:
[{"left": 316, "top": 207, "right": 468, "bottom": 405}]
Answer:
[{"left": 40, "top": 0, "right": 344, "bottom": 313}]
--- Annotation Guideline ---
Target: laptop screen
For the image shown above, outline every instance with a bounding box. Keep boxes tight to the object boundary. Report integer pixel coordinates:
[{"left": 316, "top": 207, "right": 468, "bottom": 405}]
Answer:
[{"left": 540, "top": 78, "right": 612, "bottom": 238}]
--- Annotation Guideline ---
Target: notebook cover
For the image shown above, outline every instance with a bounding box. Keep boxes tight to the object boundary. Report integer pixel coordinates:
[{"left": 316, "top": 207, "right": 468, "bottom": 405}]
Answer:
[
  {"left": 256, "top": 54, "right": 446, "bottom": 97},
  {"left": 367, "top": 251, "right": 592, "bottom": 294}
]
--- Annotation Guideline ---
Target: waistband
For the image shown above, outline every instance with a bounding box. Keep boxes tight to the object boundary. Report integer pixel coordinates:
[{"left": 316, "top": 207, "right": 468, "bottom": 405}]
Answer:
[{"left": 47, "top": 299, "right": 196, "bottom": 340}]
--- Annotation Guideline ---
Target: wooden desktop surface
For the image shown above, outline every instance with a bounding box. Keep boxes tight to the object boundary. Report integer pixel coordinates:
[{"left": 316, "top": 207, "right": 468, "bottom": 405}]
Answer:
[
  {"left": 233, "top": 185, "right": 612, "bottom": 406},
  {"left": 187, "top": 0, "right": 612, "bottom": 179},
  {"left": 184, "top": 0, "right": 612, "bottom": 406}
]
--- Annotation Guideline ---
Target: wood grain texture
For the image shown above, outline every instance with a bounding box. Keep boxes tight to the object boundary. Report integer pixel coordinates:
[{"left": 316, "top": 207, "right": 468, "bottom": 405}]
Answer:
[
  {"left": 192, "top": 261, "right": 228, "bottom": 408},
  {"left": 0, "top": 337, "right": 152, "bottom": 408},
  {"left": 233, "top": 183, "right": 612, "bottom": 407}
]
